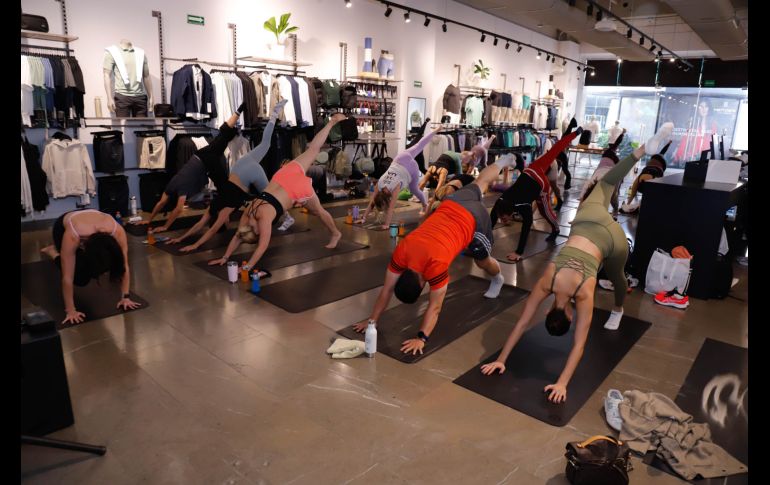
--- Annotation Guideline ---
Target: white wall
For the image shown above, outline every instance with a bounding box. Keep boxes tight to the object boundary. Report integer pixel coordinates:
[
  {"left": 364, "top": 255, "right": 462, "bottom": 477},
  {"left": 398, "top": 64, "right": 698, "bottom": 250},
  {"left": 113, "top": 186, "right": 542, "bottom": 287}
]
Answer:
[{"left": 22, "top": 0, "right": 580, "bottom": 221}]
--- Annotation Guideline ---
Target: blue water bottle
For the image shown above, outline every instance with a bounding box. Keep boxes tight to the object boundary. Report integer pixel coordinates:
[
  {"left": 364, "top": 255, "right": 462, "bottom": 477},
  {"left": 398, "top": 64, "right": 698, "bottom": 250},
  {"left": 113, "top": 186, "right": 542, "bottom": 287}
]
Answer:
[{"left": 250, "top": 270, "right": 261, "bottom": 294}]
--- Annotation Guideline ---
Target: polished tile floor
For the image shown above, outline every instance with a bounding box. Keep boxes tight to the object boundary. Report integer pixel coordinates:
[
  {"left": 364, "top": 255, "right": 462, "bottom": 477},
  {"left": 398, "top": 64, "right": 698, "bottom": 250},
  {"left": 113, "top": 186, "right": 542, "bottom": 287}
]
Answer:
[{"left": 21, "top": 164, "right": 748, "bottom": 484}]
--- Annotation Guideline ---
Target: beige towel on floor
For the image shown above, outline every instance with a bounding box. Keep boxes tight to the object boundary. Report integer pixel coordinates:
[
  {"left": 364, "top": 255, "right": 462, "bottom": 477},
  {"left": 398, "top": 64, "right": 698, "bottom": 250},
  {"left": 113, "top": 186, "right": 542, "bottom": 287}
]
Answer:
[
  {"left": 619, "top": 390, "right": 747, "bottom": 480},
  {"left": 326, "top": 338, "right": 365, "bottom": 359}
]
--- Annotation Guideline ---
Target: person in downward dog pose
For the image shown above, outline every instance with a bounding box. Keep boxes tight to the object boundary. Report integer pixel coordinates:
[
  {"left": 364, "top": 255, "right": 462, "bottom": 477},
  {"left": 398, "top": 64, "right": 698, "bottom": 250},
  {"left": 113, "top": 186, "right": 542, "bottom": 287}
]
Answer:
[
  {"left": 419, "top": 136, "right": 496, "bottom": 192},
  {"left": 351, "top": 154, "right": 520, "bottom": 355},
  {"left": 489, "top": 119, "right": 581, "bottom": 263},
  {"left": 207, "top": 114, "right": 347, "bottom": 273},
  {"left": 479, "top": 123, "right": 673, "bottom": 404}
]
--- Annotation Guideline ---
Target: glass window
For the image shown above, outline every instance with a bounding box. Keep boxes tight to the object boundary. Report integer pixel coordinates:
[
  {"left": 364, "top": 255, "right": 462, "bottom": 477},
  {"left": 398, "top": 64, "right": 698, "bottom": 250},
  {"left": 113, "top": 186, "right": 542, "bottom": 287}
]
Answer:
[{"left": 618, "top": 96, "right": 659, "bottom": 144}]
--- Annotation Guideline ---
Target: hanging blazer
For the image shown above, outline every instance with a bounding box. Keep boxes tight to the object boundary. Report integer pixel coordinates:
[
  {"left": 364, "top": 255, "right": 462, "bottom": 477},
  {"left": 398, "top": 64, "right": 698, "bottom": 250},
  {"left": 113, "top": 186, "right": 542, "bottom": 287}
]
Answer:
[{"left": 170, "top": 65, "right": 217, "bottom": 119}]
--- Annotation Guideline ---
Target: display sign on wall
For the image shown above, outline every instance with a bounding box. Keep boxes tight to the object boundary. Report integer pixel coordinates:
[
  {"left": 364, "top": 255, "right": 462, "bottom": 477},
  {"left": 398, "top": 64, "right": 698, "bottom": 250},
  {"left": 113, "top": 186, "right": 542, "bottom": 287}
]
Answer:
[
  {"left": 187, "top": 15, "right": 204, "bottom": 26},
  {"left": 413, "top": 81, "right": 422, "bottom": 88},
  {"left": 703, "top": 80, "right": 716, "bottom": 87}
]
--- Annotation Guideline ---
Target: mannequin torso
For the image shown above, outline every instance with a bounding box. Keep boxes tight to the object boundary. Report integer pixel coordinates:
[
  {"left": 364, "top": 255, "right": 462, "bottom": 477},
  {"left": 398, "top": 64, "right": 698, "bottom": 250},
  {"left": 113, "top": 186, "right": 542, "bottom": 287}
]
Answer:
[{"left": 103, "top": 39, "right": 153, "bottom": 115}]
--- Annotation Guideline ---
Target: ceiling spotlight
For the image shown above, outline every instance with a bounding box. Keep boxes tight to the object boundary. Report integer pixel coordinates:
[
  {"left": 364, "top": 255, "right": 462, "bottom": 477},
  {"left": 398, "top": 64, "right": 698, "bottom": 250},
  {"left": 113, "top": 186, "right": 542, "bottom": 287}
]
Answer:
[
  {"left": 658, "top": 50, "right": 663, "bottom": 57},
  {"left": 442, "top": 22, "right": 447, "bottom": 32},
  {"left": 669, "top": 57, "right": 675, "bottom": 63},
  {"left": 546, "top": 54, "right": 551, "bottom": 61},
  {"left": 424, "top": 16, "right": 430, "bottom": 27},
  {"left": 384, "top": 5, "right": 392, "bottom": 17},
  {"left": 596, "top": 9, "right": 603, "bottom": 21},
  {"left": 505, "top": 41, "right": 510, "bottom": 49},
  {"left": 577, "top": 66, "right": 582, "bottom": 71},
  {"left": 617, "top": 58, "right": 623, "bottom": 63},
  {"left": 494, "top": 37, "right": 499, "bottom": 46},
  {"left": 627, "top": 28, "right": 632, "bottom": 38},
  {"left": 404, "top": 11, "right": 411, "bottom": 23},
  {"left": 587, "top": 3, "right": 594, "bottom": 16},
  {"left": 517, "top": 44, "right": 523, "bottom": 52},
  {"left": 537, "top": 51, "right": 541, "bottom": 59},
  {"left": 480, "top": 32, "right": 486, "bottom": 42},
  {"left": 563, "top": 59, "right": 567, "bottom": 66},
  {"left": 345, "top": 0, "right": 352, "bottom": 8},
  {"left": 639, "top": 36, "right": 645, "bottom": 46},
  {"left": 655, "top": 56, "right": 660, "bottom": 62},
  {"left": 649, "top": 44, "right": 656, "bottom": 52},
  {"left": 552, "top": 56, "right": 556, "bottom": 63},
  {"left": 590, "top": 69, "right": 595, "bottom": 76}
]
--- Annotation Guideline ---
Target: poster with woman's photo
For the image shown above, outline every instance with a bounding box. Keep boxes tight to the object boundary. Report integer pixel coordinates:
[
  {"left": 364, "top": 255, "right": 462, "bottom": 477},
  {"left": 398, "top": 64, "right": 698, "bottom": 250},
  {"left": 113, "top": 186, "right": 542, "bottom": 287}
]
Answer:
[{"left": 658, "top": 96, "right": 740, "bottom": 168}]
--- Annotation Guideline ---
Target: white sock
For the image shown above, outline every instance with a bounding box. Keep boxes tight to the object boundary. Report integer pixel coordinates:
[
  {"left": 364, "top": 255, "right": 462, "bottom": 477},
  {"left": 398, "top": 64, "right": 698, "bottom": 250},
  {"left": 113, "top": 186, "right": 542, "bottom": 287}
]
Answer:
[
  {"left": 495, "top": 154, "right": 516, "bottom": 169},
  {"left": 484, "top": 273, "right": 505, "bottom": 299},
  {"left": 604, "top": 309, "right": 624, "bottom": 330}
]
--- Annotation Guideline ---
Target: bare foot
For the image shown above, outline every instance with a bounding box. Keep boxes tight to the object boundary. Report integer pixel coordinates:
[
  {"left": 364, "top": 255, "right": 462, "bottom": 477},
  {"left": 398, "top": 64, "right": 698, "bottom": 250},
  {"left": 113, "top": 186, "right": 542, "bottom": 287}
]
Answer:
[
  {"left": 40, "top": 245, "right": 59, "bottom": 259},
  {"left": 325, "top": 231, "right": 342, "bottom": 249}
]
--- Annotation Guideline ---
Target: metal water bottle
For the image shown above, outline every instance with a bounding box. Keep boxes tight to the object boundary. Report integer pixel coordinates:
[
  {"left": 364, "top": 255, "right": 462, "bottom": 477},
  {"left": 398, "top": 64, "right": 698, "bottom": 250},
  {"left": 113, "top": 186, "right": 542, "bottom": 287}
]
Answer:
[
  {"left": 130, "top": 196, "right": 138, "bottom": 216},
  {"left": 365, "top": 321, "right": 377, "bottom": 357},
  {"left": 250, "top": 270, "right": 261, "bottom": 294}
]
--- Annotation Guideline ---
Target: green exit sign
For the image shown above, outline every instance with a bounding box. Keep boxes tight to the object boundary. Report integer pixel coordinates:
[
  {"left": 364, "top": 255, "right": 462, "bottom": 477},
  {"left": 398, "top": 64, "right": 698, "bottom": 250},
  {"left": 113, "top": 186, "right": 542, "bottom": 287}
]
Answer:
[
  {"left": 703, "top": 79, "right": 716, "bottom": 87},
  {"left": 413, "top": 80, "right": 422, "bottom": 88},
  {"left": 187, "top": 14, "right": 204, "bottom": 26}
]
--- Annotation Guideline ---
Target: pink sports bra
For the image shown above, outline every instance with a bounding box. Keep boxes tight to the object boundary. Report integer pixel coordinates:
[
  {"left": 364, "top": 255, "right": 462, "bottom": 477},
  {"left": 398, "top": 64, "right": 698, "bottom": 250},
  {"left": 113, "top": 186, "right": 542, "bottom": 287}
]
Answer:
[{"left": 67, "top": 209, "right": 118, "bottom": 239}]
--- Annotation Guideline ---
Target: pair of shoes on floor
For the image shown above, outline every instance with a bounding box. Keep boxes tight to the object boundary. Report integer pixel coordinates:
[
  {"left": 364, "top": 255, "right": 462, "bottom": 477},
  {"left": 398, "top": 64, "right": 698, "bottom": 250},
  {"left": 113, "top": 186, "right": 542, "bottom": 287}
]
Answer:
[
  {"left": 598, "top": 275, "right": 638, "bottom": 292},
  {"left": 277, "top": 213, "right": 295, "bottom": 231},
  {"left": 604, "top": 389, "right": 624, "bottom": 431},
  {"left": 654, "top": 289, "right": 689, "bottom": 309}
]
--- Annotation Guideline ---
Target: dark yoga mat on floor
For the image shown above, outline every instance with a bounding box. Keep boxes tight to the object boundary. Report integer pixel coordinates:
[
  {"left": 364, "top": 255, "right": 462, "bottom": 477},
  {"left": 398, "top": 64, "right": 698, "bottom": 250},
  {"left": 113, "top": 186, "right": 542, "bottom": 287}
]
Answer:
[
  {"left": 153, "top": 224, "right": 311, "bottom": 256},
  {"left": 647, "top": 338, "right": 748, "bottom": 484},
  {"left": 323, "top": 202, "right": 407, "bottom": 219},
  {"left": 195, "top": 239, "right": 370, "bottom": 281},
  {"left": 351, "top": 210, "right": 423, "bottom": 232},
  {"left": 454, "top": 308, "right": 651, "bottom": 426},
  {"left": 338, "top": 276, "right": 528, "bottom": 363},
  {"left": 483, "top": 192, "right": 503, "bottom": 208},
  {"left": 534, "top": 207, "right": 577, "bottom": 226},
  {"left": 257, "top": 254, "right": 391, "bottom": 313},
  {"left": 20, "top": 260, "right": 149, "bottom": 328},
  {"left": 124, "top": 215, "right": 202, "bottom": 236},
  {"left": 489, "top": 230, "right": 568, "bottom": 263}
]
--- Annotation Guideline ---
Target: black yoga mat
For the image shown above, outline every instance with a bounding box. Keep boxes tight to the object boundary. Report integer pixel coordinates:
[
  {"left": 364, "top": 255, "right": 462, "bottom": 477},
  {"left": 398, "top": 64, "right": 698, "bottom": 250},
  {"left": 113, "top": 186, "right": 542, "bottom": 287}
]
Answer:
[
  {"left": 454, "top": 308, "right": 651, "bottom": 426},
  {"left": 152, "top": 223, "right": 311, "bottom": 256},
  {"left": 647, "top": 338, "right": 748, "bottom": 484},
  {"left": 322, "top": 202, "right": 407, "bottom": 219},
  {"left": 337, "top": 276, "right": 528, "bottom": 364},
  {"left": 351, "top": 210, "right": 424, "bottom": 232},
  {"left": 257, "top": 254, "right": 392, "bottom": 313},
  {"left": 124, "top": 215, "right": 203, "bottom": 236},
  {"left": 489, "top": 230, "right": 568, "bottom": 263},
  {"left": 20, "top": 260, "right": 149, "bottom": 329},
  {"left": 194, "top": 239, "right": 370, "bottom": 281}
]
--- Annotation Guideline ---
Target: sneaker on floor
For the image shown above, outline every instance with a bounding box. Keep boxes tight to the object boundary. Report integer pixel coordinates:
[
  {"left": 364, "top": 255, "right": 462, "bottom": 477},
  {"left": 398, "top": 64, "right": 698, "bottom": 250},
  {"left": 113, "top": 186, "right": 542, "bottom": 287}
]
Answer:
[
  {"left": 620, "top": 200, "right": 639, "bottom": 214},
  {"left": 277, "top": 213, "right": 295, "bottom": 231},
  {"left": 654, "top": 290, "right": 689, "bottom": 309},
  {"left": 627, "top": 275, "right": 639, "bottom": 288},
  {"left": 598, "top": 279, "right": 614, "bottom": 291},
  {"left": 409, "top": 195, "right": 420, "bottom": 203},
  {"left": 604, "top": 389, "right": 624, "bottom": 431}
]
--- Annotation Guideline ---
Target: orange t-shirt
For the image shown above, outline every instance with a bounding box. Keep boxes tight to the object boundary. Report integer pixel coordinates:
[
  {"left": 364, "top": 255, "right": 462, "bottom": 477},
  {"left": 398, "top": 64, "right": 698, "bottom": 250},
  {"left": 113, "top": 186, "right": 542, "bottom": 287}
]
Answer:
[{"left": 388, "top": 200, "right": 475, "bottom": 289}]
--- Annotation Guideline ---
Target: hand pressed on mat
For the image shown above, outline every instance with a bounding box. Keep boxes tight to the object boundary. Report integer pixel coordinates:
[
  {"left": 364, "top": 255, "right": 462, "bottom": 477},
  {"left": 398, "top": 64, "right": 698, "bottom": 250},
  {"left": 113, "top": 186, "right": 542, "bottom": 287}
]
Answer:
[
  {"left": 506, "top": 251, "right": 522, "bottom": 263},
  {"left": 480, "top": 361, "right": 506, "bottom": 375},
  {"left": 62, "top": 309, "right": 86, "bottom": 325},
  {"left": 117, "top": 297, "right": 142, "bottom": 311},
  {"left": 352, "top": 319, "right": 370, "bottom": 333},
  {"left": 544, "top": 382, "right": 567, "bottom": 403},
  {"left": 208, "top": 258, "right": 227, "bottom": 266},
  {"left": 401, "top": 338, "right": 425, "bottom": 355},
  {"left": 179, "top": 244, "right": 199, "bottom": 253}
]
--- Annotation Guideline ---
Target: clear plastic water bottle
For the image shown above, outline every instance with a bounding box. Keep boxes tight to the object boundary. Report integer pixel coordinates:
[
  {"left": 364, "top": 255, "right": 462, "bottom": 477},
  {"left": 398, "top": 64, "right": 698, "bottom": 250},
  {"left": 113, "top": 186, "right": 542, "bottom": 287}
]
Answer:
[
  {"left": 365, "top": 321, "right": 377, "bottom": 357},
  {"left": 130, "top": 196, "right": 138, "bottom": 216}
]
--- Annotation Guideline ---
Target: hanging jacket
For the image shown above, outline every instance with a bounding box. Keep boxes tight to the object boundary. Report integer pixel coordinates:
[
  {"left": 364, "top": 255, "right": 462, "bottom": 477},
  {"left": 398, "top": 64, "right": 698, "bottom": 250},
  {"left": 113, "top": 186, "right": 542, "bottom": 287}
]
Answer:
[
  {"left": 170, "top": 64, "right": 217, "bottom": 120},
  {"left": 41, "top": 138, "right": 96, "bottom": 199},
  {"left": 21, "top": 136, "right": 49, "bottom": 211}
]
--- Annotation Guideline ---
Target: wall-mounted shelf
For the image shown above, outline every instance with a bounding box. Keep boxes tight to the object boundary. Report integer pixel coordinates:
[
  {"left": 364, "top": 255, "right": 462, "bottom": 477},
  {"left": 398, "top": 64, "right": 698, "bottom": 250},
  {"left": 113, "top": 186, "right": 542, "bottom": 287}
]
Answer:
[
  {"left": 357, "top": 97, "right": 398, "bottom": 102},
  {"left": 238, "top": 56, "right": 311, "bottom": 67},
  {"left": 86, "top": 117, "right": 178, "bottom": 121},
  {"left": 353, "top": 114, "right": 395, "bottom": 120},
  {"left": 346, "top": 76, "right": 403, "bottom": 84},
  {"left": 21, "top": 30, "right": 78, "bottom": 42}
]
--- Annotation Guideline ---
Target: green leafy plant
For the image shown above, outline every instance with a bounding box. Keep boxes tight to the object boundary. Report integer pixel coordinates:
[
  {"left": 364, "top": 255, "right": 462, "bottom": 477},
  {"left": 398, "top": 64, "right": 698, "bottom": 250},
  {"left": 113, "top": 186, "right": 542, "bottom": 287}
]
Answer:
[
  {"left": 264, "top": 13, "right": 299, "bottom": 43},
  {"left": 473, "top": 59, "right": 491, "bottom": 80}
]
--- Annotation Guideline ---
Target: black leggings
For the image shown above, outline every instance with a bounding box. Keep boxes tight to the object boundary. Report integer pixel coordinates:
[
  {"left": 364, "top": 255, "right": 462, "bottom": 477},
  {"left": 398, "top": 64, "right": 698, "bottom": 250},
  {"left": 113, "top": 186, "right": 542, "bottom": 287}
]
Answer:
[
  {"left": 556, "top": 152, "right": 571, "bottom": 189},
  {"left": 195, "top": 123, "right": 239, "bottom": 189}
]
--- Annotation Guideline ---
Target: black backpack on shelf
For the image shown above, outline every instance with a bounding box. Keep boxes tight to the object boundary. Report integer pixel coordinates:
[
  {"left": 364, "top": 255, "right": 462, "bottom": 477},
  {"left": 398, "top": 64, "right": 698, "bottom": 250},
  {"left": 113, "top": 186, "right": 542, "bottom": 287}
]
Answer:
[{"left": 339, "top": 116, "right": 359, "bottom": 141}]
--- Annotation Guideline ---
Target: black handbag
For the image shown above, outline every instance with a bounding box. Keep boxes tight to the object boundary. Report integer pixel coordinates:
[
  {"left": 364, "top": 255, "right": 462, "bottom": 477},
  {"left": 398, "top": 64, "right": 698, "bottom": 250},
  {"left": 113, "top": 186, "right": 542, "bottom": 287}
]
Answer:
[
  {"left": 565, "top": 436, "right": 631, "bottom": 485},
  {"left": 371, "top": 143, "right": 392, "bottom": 179},
  {"left": 21, "top": 13, "right": 49, "bottom": 32},
  {"left": 153, "top": 104, "right": 174, "bottom": 117},
  {"left": 339, "top": 117, "right": 359, "bottom": 141}
]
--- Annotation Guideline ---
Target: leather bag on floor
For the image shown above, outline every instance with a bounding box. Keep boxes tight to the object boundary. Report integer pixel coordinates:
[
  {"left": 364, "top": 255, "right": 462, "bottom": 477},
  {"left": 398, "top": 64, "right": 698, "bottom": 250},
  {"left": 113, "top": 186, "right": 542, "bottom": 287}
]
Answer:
[{"left": 565, "top": 435, "right": 631, "bottom": 485}]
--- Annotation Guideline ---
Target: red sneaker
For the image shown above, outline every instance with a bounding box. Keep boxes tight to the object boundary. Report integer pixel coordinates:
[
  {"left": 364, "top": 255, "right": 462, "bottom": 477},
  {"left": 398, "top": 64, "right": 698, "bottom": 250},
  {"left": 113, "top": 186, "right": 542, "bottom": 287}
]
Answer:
[{"left": 654, "top": 290, "right": 689, "bottom": 309}]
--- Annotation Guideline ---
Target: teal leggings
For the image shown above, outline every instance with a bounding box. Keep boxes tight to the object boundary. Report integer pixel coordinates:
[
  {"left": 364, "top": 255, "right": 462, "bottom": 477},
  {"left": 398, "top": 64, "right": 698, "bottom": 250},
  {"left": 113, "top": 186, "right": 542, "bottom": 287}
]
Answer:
[{"left": 571, "top": 152, "right": 639, "bottom": 306}]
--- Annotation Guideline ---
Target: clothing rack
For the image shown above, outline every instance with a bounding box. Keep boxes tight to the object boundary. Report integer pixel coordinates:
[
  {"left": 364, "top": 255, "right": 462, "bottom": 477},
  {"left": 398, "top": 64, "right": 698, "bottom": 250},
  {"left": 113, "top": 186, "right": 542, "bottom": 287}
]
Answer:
[{"left": 20, "top": 44, "right": 75, "bottom": 56}]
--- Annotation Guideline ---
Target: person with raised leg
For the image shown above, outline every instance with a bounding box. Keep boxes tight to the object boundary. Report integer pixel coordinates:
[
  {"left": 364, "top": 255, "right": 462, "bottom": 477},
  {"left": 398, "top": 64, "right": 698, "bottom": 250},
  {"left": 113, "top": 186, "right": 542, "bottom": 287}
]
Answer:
[{"left": 479, "top": 123, "right": 674, "bottom": 404}]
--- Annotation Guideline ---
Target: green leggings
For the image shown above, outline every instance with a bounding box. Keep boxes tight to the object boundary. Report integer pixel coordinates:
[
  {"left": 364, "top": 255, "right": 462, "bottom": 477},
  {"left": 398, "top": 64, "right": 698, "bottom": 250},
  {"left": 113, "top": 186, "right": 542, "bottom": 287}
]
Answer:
[{"left": 571, "top": 152, "right": 639, "bottom": 306}]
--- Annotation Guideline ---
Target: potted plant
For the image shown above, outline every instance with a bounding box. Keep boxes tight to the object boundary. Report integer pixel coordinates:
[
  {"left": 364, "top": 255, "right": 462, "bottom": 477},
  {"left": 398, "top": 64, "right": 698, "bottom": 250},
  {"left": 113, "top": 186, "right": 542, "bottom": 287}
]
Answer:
[
  {"left": 264, "top": 13, "right": 298, "bottom": 59},
  {"left": 469, "top": 59, "right": 491, "bottom": 86}
]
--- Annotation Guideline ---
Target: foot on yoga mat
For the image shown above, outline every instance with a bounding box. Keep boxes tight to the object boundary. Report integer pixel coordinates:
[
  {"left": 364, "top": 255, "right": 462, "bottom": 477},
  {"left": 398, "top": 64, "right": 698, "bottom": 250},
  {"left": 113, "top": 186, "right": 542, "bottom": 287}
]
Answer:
[
  {"left": 647, "top": 338, "right": 748, "bottom": 483},
  {"left": 337, "top": 276, "right": 528, "bottom": 364},
  {"left": 453, "top": 308, "right": 650, "bottom": 426},
  {"left": 256, "top": 254, "right": 391, "bottom": 313},
  {"left": 487, "top": 229, "right": 568, "bottom": 263},
  {"left": 124, "top": 215, "right": 203, "bottom": 236},
  {"left": 152, "top": 224, "right": 310, "bottom": 256},
  {"left": 21, "top": 260, "right": 149, "bottom": 328},
  {"left": 323, "top": 202, "right": 407, "bottom": 219},
  {"left": 194, "top": 238, "right": 370, "bottom": 282}
]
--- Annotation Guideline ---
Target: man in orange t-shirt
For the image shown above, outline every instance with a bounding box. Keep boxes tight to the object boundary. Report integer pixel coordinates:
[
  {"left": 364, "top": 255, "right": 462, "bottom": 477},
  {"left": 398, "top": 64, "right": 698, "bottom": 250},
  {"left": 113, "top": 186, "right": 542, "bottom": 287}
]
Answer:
[{"left": 353, "top": 154, "right": 519, "bottom": 355}]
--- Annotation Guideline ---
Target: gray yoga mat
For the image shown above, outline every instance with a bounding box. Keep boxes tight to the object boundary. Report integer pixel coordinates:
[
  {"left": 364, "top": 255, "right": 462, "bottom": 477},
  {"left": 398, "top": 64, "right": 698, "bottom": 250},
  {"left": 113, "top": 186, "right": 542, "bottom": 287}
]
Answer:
[
  {"left": 194, "top": 238, "right": 370, "bottom": 281},
  {"left": 337, "top": 275, "right": 529, "bottom": 364},
  {"left": 489, "top": 230, "right": 568, "bottom": 263},
  {"left": 256, "top": 254, "right": 392, "bottom": 313},
  {"left": 454, "top": 308, "right": 651, "bottom": 426},
  {"left": 21, "top": 260, "right": 149, "bottom": 328},
  {"left": 152, "top": 224, "right": 311, "bottom": 256}
]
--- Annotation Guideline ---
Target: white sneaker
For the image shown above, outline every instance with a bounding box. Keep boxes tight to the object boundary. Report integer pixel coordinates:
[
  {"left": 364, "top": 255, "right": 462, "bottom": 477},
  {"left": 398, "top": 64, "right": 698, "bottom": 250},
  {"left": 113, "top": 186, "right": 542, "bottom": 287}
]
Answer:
[
  {"left": 645, "top": 122, "right": 674, "bottom": 155},
  {"left": 277, "top": 213, "right": 295, "bottom": 231},
  {"left": 627, "top": 275, "right": 639, "bottom": 288},
  {"left": 620, "top": 200, "right": 639, "bottom": 213},
  {"left": 604, "top": 389, "right": 624, "bottom": 431},
  {"left": 598, "top": 279, "right": 614, "bottom": 291},
  {"left": 408, "top": 195, "right": 420, "bottom": 203}
]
